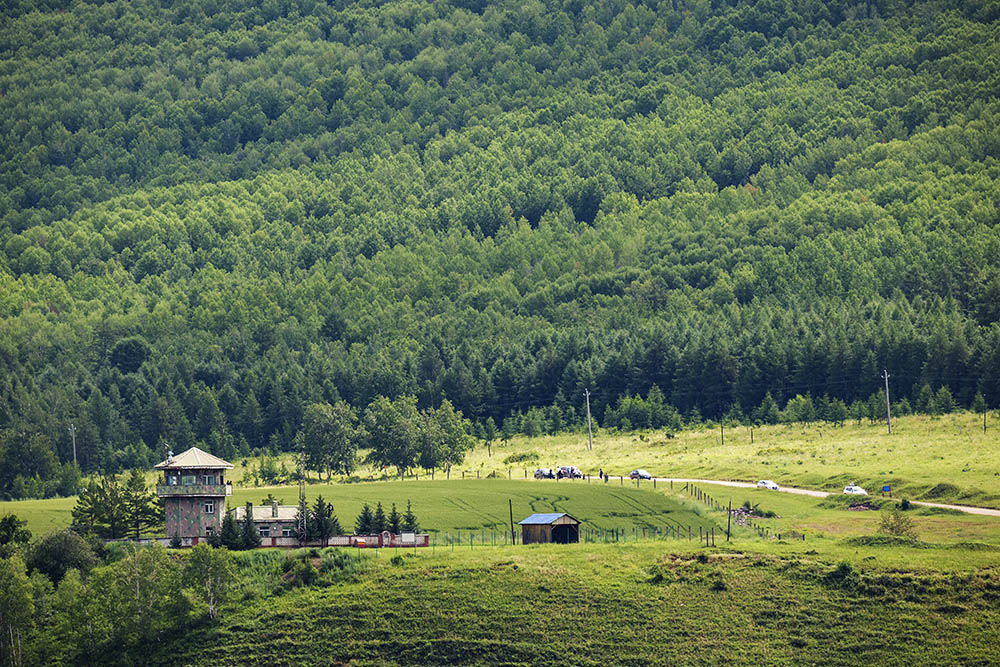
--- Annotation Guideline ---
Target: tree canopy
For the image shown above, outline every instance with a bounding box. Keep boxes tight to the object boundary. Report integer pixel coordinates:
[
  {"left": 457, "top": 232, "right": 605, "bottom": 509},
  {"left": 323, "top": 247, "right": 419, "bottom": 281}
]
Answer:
[{"left": 1, "top": 0, "right": 999, "bottom": 492}]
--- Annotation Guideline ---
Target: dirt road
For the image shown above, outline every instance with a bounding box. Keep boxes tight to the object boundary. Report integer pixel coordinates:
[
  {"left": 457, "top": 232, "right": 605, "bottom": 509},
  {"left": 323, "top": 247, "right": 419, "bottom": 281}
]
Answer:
[{"left": 604, "top": 475, "right": 1000, "bottom": 517}]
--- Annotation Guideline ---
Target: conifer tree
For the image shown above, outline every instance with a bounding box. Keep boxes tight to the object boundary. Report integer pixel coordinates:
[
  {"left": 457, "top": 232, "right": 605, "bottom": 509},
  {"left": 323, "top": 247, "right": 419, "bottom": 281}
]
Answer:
[
  {"left": 220, "top": 510, "right": 241, "bottom": 550},
  {"left": 402, "top": 500, "right": 419, "bottom": 533},
  {"left": 240, "top": 502, "right": 260, "bottom": 550},
  {"left": 355, "top": 503, "right": 374, "bottom": 535},
  {"left": 309, "top": 496, "right": 341, "bottom": 546},
  {"left": 372, "top": 502, "right": 387, "bottom": 534},
  {"left": 123, "top": 469, "right": 161, "bottom": 540},
  {"left": 388, "top": 503, "right": 401, "bottom": 534}
]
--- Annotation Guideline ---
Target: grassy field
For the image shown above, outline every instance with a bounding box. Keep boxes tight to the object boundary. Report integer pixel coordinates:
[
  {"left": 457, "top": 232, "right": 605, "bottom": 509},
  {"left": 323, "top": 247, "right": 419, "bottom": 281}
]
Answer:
[
  {"left": 458, "top": 413, "right": 1000, "bottom": 508},
  {"left": 0, "top": 479, "right": 722, "bottom": 540},
  {"left": 143, "top": 540, "right": 1000, "bottom": 666}
]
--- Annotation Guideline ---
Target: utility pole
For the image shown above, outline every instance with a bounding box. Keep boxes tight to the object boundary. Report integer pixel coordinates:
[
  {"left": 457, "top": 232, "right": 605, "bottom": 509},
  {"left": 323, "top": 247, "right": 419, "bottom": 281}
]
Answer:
[
  {"left": 68, "top": 423, "right": 77, "bottom": 466},
  {"left": 720, "top": 419, "right": 724, "bottom": 447},
  {"left": 584, "top": 389, "right": 593, "bottom": 451},
  {"left": 882, "top": 369, "right": 892, "bottom": 434},
  {"left": 509, "top": 499, "right": 515, "bottom": 545}
]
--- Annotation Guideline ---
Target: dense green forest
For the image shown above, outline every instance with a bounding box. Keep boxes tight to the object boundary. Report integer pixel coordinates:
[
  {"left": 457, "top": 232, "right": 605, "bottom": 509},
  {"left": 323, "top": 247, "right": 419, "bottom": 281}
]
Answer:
[{"left": 1, "top": 0, "right": 999, "bottom": 496}]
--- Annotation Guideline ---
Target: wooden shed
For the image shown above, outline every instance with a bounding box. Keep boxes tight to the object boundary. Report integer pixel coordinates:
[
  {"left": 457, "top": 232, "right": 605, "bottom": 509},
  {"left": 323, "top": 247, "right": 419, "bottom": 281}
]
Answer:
[{"left": 518, "top": 513, "right": 580, "bottom": 545}]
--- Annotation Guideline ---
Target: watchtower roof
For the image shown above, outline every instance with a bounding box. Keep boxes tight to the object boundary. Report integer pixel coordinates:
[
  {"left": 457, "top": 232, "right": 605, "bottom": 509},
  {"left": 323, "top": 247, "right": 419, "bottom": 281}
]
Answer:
[{"left": 154, "top": 446, "right": 234, "bottom": 470}]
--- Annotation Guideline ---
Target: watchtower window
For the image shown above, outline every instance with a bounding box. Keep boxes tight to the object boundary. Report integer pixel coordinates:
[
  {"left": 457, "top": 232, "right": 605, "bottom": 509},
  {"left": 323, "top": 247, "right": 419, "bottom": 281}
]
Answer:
[
  {"left": 181, "top": 475, "right": 197, "bottom": 485},
  {"left": 202, "top": 474, "right": 216, "bottom": 485},
  {"left": 203, "top": 501, "right": 215, "bottom": 514}
]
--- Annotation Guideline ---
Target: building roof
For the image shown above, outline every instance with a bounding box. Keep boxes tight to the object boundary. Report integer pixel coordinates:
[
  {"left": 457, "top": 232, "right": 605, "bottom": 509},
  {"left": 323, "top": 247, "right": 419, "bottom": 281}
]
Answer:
[
  {"left": 518, "top": 512, "right": 578, "bottom": 525},
  {"left": 154, "top": 446, "right": 234, "bottom": 470},
  {"left": 233, "top": 504, "right": 299, "bottom": 522}
]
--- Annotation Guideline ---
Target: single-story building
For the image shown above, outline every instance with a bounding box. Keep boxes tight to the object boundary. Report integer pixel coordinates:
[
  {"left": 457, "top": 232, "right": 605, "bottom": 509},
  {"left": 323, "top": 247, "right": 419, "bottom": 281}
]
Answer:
[
  {"left": 518, "top": 512, "right": 580, "bottom": 544},
  {"left": 234, "top": 501, "right": 299, "bottom": 541}
]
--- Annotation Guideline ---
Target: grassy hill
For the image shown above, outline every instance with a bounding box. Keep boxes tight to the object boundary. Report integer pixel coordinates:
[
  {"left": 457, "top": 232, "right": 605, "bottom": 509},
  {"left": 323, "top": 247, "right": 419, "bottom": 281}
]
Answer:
[
  {"left": 143, "top": 541, "right": 1000, "bottom": 666},
  {"left": 463, "top": 412, "right": 1000, "bottom": 507}
]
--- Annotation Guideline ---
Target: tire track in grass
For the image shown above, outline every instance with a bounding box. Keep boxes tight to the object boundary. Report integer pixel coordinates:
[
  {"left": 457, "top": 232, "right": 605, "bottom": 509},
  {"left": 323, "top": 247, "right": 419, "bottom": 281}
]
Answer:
[
  {"left": 444, "top": 495, "right": 506, "bottom": 527},
  {"left": 604, "top": 489, "right": 697, "bottom": 532}
]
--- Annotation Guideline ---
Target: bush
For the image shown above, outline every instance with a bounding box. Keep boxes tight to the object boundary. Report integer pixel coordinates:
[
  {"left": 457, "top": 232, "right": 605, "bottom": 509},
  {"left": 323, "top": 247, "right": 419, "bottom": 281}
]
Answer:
[
  {"left": 900, "top": 498, "right": 911, "bottom": 511},
  {"left": 502, "top": 451, "right": 539, "bottom": 465},
  {"left": 878, "top": 508, "right": 918, "bottom": 539},
  {"left": 827, "top": 560, "right": 859, "bottom": 588},
  {"left": 288, "top": 558, "right": 318, "bottom": 587}
]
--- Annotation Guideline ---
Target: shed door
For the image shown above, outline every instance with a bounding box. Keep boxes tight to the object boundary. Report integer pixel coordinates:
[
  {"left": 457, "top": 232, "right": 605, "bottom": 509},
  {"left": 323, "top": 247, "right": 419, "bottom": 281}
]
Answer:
[{"left": 552, "top": 524, "right": 578, "bottom": 544}]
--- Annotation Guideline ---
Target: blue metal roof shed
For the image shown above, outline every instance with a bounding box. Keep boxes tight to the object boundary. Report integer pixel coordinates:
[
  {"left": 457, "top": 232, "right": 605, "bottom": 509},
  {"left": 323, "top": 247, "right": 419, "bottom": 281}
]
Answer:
[
  {"left": 517, "top": 513, "right": 580, "bottom": 544},
  {"left": 518, "top": 513, "right": 576, "bottom": 525}
]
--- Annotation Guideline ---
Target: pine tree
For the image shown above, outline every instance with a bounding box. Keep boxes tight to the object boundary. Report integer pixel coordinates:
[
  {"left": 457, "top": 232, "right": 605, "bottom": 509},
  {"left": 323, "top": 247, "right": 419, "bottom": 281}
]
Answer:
[
  {"left": 221, "top": 510, "right": 241, "bottom": 550},
  {"left": 402, "top": 500, "right": 419, "bottom": 533},
  {"left": 372, "top": 502, "right": 387, "bottom": 534},
  {"left": 240, "top": 502, "right": 260, "bottom": 550},
  {"left": 122, "top": 468, "right": 161, "bottom": 540},
  {"left": 355, "top": 503, "right": 374, "bottom": 535},
  {"left": 388, "top": 503, "right": 401, "bottom": 534},
  {"left": 309, "top": 496, "right": 341, "bottom": 547}
]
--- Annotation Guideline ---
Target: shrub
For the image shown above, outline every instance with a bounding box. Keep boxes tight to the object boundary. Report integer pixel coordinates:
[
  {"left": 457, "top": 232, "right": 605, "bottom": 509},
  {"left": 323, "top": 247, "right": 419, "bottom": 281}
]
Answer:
[
  {"left": 288, "top": 558, "right": 318, "bottom": 587},
  {"left": 900, "top": 498, "right": 911, "bottom": 511},
  {"left": 878, "top": 508, "right": 918, "bottom": 539},
  {"left": 827, "top": 560, "right": 859, "bottom": 589},
  {"left": 502, "top": 451, "right": 539, "bottom": 465}
]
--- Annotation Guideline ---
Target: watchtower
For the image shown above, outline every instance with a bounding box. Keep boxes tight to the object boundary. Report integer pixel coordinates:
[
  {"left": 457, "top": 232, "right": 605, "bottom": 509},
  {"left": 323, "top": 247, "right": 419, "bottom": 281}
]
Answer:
[{"left": 155, "top": 447, "right": 233, "bottom": 542}]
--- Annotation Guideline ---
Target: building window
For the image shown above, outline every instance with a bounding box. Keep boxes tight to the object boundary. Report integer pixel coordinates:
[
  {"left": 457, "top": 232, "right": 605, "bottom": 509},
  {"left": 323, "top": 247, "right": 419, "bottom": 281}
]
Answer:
[
  {"left": 202, "top": 474, "right": 216, "bottom": 485},
  {"left": 167, "top": 476, "right": 178, "bottom": 485},
  {"left": 259, "top": 526, "right": 270, "bottom": 537},
  {"left": 181, "top": 475, "right": 196, "bottom": 485},
  {"left": 282, "top": 528, "right": 293, "bottom": 538},
  {"left": 204, "top": 501, "right": 215, "bottom": 514},
  {"left": 205, "top": 526, "right": 214, "bottom": 536}
]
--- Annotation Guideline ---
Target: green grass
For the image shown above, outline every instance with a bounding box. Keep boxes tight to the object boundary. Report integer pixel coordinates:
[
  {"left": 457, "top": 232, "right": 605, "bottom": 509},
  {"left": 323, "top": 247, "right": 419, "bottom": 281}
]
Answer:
[
  {"left": 143, "top": 540, "right": 1000, "bottom": 666},
  {"left": 235, "top": 479, "right": 718, "bottom": 538},
  {"left": 0, "top": 495, "right": 75, "bottom": 536},
  {"left": 1, "top": 479, "right": 719, "bottom": 540},
  {"left": 459, "top": 413, "right": 1000, "bottom": 508}
]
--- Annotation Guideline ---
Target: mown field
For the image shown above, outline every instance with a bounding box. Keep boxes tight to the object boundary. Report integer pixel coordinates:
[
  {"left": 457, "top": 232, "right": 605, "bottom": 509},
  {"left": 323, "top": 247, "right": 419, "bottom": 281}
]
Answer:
[
  {"left": 142, "top": 540, "right": 1000, "bottom": 666},
  {"left": 459, "top": 413, "right": 1000, "bottom": 508},
  {"left": 0, "top": 479, "right": 721, "bottom": 540}
]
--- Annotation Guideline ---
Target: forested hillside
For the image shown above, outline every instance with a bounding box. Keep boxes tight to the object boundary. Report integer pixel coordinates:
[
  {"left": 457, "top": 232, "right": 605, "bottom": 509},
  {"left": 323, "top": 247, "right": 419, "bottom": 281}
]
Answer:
[{"left": 2, "top": 0, "right": 999, "bottom": 495}]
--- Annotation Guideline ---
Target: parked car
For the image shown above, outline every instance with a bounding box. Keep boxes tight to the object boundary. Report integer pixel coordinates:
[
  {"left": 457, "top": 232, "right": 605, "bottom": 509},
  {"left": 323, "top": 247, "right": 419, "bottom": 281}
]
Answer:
[
  {"left": 629, "top": 469, "right": 652, "bottom": 480},
  {"left": 843, "top": 484, "right": 868, "bottom": 495},
  {"left": 556, "top": 465, "right": 583, "bottom": 479},
  {"left": 756, "top": 480, "right": 779, "bottom": 490},
  {"left": 534, "top": 468, "right": 555, "bottom": 479}
]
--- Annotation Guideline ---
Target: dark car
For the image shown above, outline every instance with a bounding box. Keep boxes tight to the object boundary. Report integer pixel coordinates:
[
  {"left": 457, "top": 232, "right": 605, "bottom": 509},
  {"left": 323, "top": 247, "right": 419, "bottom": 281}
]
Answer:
[
  {"left": 534, "top": 468, "right": 556, "bottom": 479},
  {"left": 556, "top": 465, "right": 583, "bottom": 479}
]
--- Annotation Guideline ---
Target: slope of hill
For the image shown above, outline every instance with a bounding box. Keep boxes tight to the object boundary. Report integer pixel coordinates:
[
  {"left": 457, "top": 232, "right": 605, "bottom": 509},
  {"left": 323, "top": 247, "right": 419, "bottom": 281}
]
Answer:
[
  {"left": 1, "top": 0, "right": 999, "bottom": 493},
  {"left": 138, "top": 544, "right": 1000, "bottom": 665}
]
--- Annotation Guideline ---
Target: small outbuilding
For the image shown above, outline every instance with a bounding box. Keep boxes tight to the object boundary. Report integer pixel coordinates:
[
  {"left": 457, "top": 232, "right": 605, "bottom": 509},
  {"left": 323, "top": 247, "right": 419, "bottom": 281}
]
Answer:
[{"left": 518, "top": 513, "right": 580, "bottom": 545}]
